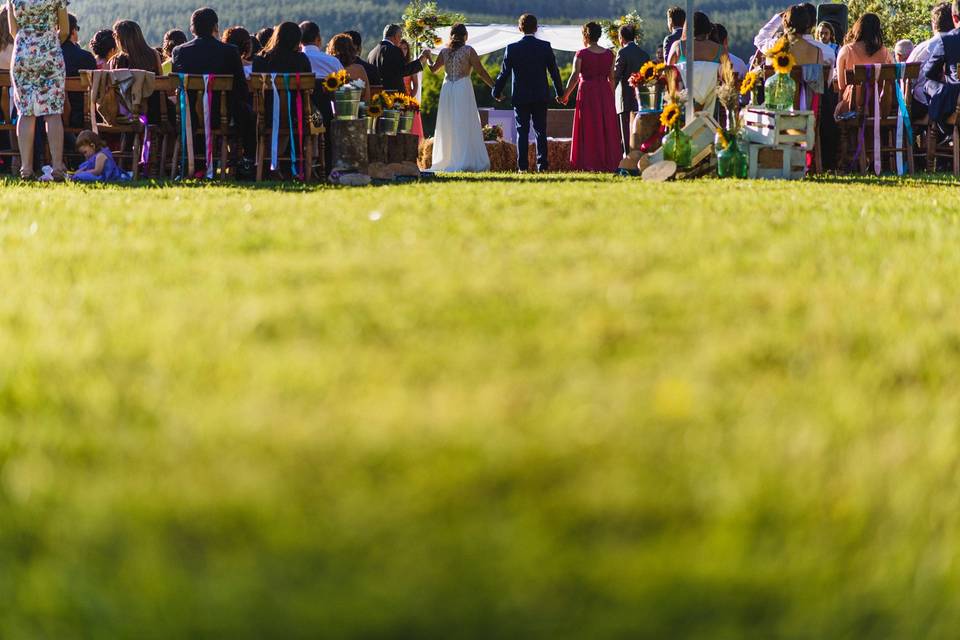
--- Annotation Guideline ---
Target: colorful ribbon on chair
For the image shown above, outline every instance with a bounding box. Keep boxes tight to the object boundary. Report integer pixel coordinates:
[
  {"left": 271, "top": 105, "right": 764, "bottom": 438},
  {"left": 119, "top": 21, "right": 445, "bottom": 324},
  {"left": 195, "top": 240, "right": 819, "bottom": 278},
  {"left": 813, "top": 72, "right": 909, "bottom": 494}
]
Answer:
[
  {"left": 871, "top": 63, "right": 882, "bottom": 175},
  {"left": 283, "top": 75, "right": 297, "bottom": 179},
  {"left": 295, "top": 74, "right": 304, "bottom": 180},
  {"left": 176, "top": 74, "right": 194, "bottom": 178},
  {"left": 893, "top": 63, "right": 914, "bottom": 176},
  {"left": 138, "top": 114, "right": 151, "bottom": 167},
  {"left": 270, "top": 73, "right": 281, "bottom": 171},
  {"left": 202, "top": 74, "right": 214, "bottom": 179}
]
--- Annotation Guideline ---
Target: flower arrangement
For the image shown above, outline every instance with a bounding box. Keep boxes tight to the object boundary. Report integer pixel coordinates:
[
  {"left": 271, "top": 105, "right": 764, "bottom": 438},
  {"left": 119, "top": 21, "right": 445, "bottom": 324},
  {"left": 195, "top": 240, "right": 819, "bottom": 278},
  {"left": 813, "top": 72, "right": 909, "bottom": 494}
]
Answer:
[
  {"left": 629, "top": 61, "right": 668, "bottom": 87},
  {"left": 660, "top": 102, "right": 681, "bottom": 130},
  {"left": 402, "top": 0, "right": 466, "bottom": 50},
  {"left": 763, "top": 37, "right": 798, "bottom": 111},
  {"left": 771, "top": 51, "right": 797, "bottom": 75},
  {"left": 482, "top": 124, "right": 503, "bottom": 142},
  {"left": 601, "top": 11, "right": 644, "bottom": 50},
  {"left": 740, "top": 70, "right": 760, "bottom": 96},
  {"left": 323, "top": 69, "right": 349, "bottom": 92},
  {"left": 371, "top": 91, "right": 396, "bottom": 111}
]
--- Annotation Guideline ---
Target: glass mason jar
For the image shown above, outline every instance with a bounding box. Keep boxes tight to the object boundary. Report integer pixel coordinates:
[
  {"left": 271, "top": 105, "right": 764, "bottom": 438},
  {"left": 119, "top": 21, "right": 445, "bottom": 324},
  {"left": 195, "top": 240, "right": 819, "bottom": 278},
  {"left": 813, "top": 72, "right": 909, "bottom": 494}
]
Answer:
[
  {"left": 764, "top": 72, "right": 796, "bottom": 112},
  {"left": 662, "top": 127, "right": 692, "bottom": 168}
]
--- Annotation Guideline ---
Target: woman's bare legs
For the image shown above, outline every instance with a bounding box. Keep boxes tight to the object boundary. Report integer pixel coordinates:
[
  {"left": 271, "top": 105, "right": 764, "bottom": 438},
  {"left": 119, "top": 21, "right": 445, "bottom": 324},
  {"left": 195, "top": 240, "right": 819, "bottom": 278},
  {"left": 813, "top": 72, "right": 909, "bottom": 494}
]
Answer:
[
  {"left": 44, "top": 114, "right": 64, "bottom": 177},
  {"left": 16, "top": 115, "right": 36, "bottom": 178}
]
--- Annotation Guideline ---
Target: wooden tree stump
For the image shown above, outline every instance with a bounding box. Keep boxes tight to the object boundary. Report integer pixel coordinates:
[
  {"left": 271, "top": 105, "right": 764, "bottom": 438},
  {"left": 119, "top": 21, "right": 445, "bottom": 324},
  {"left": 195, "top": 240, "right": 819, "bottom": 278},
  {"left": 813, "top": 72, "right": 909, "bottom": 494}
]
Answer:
[
  {"left": 368, "top": 133, "right": 389, "bottom": 165},
  {"left": 330, "top": 119, "right": 368, "bottom": 172},
  {"left": 387, "top": 134, "right": 418, "bottom": 163}
]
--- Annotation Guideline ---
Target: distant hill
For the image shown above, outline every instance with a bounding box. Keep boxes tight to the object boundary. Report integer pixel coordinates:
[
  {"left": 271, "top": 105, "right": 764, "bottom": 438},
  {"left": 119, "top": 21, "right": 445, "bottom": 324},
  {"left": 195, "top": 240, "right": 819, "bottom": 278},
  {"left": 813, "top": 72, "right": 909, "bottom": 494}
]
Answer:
[{"left": 69, "top": 0, "right": 785, "bottom": 59}]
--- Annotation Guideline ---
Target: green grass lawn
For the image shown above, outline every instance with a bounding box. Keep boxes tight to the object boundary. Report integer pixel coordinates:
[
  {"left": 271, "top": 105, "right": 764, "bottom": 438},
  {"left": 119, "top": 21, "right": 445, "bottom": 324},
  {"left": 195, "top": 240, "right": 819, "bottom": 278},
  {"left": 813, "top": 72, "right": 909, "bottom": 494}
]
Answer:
[{"left": 4, "top": 174, "right": 960, "bottom": 638}]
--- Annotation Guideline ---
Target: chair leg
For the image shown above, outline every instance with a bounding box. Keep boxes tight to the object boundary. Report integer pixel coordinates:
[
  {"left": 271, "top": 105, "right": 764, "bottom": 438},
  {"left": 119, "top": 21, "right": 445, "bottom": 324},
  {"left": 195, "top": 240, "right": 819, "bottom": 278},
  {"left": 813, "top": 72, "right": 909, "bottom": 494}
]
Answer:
[
  {"left": 954, "top": 126, "right": 959, "bottom": 177},
  {"left": 256, "top": 135, "right": 265, "bottom": 182},
  {"left": 171, "top": 138, "right": 180, "bottom": 178},
  {"left": 220, "top": 135, "right": 228, "bottom": 180},
  {"left": 132, "top": 134, "right": 142, "bottom": 180}
]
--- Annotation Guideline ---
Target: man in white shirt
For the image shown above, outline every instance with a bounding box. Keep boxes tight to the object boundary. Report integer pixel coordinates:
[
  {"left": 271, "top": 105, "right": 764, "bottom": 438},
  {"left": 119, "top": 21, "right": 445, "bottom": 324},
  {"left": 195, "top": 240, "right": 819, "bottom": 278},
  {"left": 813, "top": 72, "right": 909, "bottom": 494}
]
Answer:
[
  {"left": 908, "top": 2, "right": 954, "bottom": 110},
  {"left": 299, "top": 21, "right": 343, "bottom": 78}
]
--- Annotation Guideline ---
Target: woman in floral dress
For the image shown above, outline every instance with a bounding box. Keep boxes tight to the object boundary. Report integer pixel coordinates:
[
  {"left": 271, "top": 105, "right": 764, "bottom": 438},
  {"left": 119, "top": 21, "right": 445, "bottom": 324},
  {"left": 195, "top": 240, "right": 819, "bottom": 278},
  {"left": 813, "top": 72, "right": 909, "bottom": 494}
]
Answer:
[{"left": 8, "top": 0, "right": 68, "bottom": 179}]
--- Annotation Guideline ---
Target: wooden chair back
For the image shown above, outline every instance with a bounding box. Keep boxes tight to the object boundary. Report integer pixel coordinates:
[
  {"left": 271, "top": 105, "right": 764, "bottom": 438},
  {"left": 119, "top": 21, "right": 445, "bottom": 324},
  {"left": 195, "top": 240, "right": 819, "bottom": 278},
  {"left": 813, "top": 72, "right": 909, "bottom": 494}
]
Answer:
[
  {"left": 63, "top": 76, "right": 91, "bottom": 131},
  {"left": 176, "top": 75, "right": 234, "bottom": 132},
  {"left": 0, "top": 71, "right": 15, "bottom": 131},
  {"left": 249, "top": 73, "right": 317, "bottom": 129},
  {"left": 844, "top": 63, "right": 920, "bottom": 119},
  {"left": 763, "top": 64, "right": 831, "bottom": 110}
]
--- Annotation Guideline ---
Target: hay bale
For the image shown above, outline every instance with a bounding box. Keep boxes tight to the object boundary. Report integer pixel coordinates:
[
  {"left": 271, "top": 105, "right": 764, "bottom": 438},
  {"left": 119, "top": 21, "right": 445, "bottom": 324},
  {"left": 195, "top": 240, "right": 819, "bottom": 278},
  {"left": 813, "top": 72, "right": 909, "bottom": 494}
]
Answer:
[{"left": 419, "top": 138, "right": 434, "bottom": 170}]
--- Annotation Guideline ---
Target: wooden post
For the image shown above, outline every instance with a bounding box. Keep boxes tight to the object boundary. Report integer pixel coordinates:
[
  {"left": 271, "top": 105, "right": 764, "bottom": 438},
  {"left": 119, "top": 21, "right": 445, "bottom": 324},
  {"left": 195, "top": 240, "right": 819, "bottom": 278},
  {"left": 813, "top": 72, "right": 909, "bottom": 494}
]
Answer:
[{"left": 330, "top": 119, "right": 369, "bottom": 172}]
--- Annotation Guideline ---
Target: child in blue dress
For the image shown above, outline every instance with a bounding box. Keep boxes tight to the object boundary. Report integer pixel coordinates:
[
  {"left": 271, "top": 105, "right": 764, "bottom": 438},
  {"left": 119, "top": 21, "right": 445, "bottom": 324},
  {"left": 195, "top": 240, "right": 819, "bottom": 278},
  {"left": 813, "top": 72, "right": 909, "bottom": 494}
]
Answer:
[{"left": 71, "top": 131, "right": 131, "bottom": 182}]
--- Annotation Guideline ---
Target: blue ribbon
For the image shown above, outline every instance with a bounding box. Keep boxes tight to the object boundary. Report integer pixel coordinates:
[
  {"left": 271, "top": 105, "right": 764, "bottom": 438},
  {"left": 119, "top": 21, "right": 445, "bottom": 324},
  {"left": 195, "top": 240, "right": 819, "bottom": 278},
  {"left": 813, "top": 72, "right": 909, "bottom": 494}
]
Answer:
[
  {"left": 284, "top": 75, "right": 297, "bottom": 178},
  {"left": 177, "top": 74, "right": 188, "bottom": 178},
  {"left": 893, "top": 63, "right": 914, "bottom": 174}
]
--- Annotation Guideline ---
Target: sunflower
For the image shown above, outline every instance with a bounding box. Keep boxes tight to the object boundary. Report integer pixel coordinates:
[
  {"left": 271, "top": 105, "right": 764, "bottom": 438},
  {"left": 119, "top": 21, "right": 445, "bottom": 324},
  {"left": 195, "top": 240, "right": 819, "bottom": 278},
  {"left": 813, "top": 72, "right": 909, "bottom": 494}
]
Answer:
[
  {"left": 367, "top": 104, "right": 383, "bottom": 118},
  {"left": 638, "top": 61, "right": 657, "bottom": 84},
  {"left": 654, "top": 62, "right": 666, "bottom": 74},
  {"left": 716, "top": 130, "right": 728, "bottom": 150},
  {"left": 323, "top": 74, "right": 341, "bottom": 92},
  {"left": 772, "top": 52, "right": 797, "bottom": 75},
  {"left": 740, "top": 71, "right": 759, "bottom": 95},
  {"left": 765, "top": 37, "right": 788, "bottom": 57},
  {"left": 660, "top": 102, "right": 681, "bottom": 129},
  {"left": 434, "top": 36, "right": 443, "bottom": 46}
]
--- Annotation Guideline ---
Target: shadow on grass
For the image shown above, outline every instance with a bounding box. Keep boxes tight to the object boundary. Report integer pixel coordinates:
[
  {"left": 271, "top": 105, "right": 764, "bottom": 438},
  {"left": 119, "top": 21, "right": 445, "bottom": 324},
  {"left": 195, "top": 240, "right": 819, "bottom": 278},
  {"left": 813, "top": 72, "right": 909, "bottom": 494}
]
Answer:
[{"left": 806, "top": 172, "right": 960, "bottom": 187}]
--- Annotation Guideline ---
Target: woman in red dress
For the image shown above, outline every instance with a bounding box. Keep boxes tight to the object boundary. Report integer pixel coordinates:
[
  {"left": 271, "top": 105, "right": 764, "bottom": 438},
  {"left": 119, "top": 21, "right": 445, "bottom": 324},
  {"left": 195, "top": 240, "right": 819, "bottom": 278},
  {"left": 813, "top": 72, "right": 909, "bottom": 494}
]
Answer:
[
  {"left": 400, "top": 39, "right": 424, "bottom": 140},
  {"left": 561, "top": 22, "right": 621, "bottom": 172}
]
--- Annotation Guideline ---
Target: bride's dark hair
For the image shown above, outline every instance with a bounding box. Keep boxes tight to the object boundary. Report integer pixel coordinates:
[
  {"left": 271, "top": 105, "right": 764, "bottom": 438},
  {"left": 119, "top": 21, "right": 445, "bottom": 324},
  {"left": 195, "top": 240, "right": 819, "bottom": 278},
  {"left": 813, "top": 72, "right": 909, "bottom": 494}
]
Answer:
[{"left": 448, "top": 23, "right": 468, "bottom": 49}]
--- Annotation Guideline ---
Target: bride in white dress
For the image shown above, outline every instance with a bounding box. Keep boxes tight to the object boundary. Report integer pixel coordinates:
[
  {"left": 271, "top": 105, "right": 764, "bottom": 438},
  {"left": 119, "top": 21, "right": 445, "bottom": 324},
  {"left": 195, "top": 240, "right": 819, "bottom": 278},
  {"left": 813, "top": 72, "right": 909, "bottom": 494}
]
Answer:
[{"left": 429, "top": 24, "right": 495, "bottom": 173}]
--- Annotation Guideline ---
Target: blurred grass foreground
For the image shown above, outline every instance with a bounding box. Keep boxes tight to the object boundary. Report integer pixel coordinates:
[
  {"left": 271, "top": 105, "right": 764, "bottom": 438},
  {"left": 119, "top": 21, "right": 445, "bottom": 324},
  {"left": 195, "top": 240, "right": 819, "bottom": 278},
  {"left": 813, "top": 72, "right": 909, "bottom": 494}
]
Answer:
[{"left": 3, "top": 174, "right": 960, "bottom": 637}]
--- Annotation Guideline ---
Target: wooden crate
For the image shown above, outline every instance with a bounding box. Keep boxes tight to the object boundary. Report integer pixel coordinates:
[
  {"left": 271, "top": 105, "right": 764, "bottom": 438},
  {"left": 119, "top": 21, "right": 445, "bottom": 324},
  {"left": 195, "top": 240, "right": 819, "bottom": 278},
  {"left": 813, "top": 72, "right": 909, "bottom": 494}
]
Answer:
[
  {"left": 647, "top": 112, "right": 720, "bottom": 166},
  {"left": 748, "top": 143, "right": 806, "bottom": 180},
  {"left": 744, "top": 108, "right": 816, "bottom": 148}
]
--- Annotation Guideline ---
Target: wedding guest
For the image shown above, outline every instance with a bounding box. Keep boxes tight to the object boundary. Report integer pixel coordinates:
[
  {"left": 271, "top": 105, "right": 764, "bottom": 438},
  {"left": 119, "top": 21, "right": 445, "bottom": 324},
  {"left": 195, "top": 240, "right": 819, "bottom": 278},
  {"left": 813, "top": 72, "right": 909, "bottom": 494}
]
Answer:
[
  {"left": 300, "top": 21, "right": 342, "bottom": 77},
  {"left": 161, "top": 29, "right": 186, "bottom": 74},
  {"left": 89, "top": 29, "right": 116, "bottom": 69},
  {"left": 778, "top": 6, "right": 822, "bottom": 66},
  {"left": 562, "top": 22, "right": 621, "bottom": 172},
  {"left": 222, "top": 26, "right": 253, "bottom": 76},
  {"left": 10, "top": 0, "right": 70, "bottom": 180},
  {"left": 398, "top": 38, "right": 424, "bottom": 138},
  {"left": 667, "top": 12, "right": 723, "bottom": 112},
  {"left": 816, "top": 21, "right": 839, "bottom": 54},
  {"left": 655, "top": 45, "right": 664, "bottom": 64},
  {"left": 109, "top": 20, "right": 162, "bottom": 74},
  {"left": 71, "top": 129, "right": 128, "bottom": 181},
  {"left": 345, "top": 30, "right": 381, "bottom": 86},
  {"left": 172, "top": 7, "right": 255, "bottom": 176},
  {"left": 836, "top": 13, "right": 892, "bottom": 116},
  {"left": 326, "top": 33, "right": 369, "bottom": 101},
  {"left": 61, "top": 13, "right": 95, "bottom": 130},
  {"left": 613, "top": 24, "right": 649, "bottom": 156},
  {"left": 894, "top": 39, "right": 914, "bottom": 62},
  {"left": 800, "top": 3, "right": 836, "bottom": 65},
  {"left": 255, "top": 27, "right": 273, "bottom": 50},
  {"left": 921, "top": 0, "right": 960, "bottom": 126},
  {"left": 368, "top": 24, "right": 429, "bottom": 92},
  {"left": 0, "top": 7, "right": 11, "bottom": 70},
  {"left": 663, "top": 7, "right": 685, "bottom": 60},
  {"left": 908, "top": 3, "right": 953, "bottom": 118},
  {"left": 252, "top": 22, "right": 311, "bottom": 74},
  {"left": 710, "top": 23, "right": 746, "bottom": 75}
]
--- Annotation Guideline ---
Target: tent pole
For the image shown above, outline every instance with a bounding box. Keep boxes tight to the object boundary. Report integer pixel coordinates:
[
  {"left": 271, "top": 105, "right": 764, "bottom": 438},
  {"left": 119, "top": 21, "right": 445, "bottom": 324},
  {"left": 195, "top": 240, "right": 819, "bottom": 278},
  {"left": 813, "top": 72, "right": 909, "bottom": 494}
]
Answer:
[{"left": 685, "top": 0, "right": 695, "bottom": 120}]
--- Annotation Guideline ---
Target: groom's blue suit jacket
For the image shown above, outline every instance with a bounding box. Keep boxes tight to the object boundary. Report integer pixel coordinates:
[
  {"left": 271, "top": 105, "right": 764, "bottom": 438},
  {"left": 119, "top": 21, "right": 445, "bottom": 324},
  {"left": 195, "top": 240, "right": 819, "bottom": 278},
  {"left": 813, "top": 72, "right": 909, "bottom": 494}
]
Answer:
[
  {"left": 493, "top": 34, "right": 564, "bottom": 105},
  {"left": 923, "top": 28, "right": 960, "bottom": 123}
]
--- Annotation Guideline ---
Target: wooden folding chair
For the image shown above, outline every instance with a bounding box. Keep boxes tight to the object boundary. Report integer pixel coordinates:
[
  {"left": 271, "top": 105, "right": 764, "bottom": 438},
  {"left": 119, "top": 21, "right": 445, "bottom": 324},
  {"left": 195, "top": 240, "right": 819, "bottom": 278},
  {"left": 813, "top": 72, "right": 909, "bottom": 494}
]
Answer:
[
  {"left": 0, "top": 72, "right": 21, "bottom": 174},
  {"left": 62, "top": 76, "right": 92, "bottom": 167},
  {"left": 839, "top": 63, "right": 920, "bottom": 174},
  {"left": 169, "top": 74, "right": 235, "bottom": 179},
  {"left": 148, "top": 76, "right": 179, "bottom": 178},
  {"left": 249, "top": 73, "right": 320, "bottom": 182}
]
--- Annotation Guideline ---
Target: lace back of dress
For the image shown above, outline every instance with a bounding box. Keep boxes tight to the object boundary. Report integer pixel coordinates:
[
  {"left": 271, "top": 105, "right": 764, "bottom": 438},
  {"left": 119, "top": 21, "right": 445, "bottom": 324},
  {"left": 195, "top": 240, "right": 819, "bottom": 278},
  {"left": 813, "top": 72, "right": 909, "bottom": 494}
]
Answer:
[{"left": 445, "top": 46, "right": 472, "bottom": 81}]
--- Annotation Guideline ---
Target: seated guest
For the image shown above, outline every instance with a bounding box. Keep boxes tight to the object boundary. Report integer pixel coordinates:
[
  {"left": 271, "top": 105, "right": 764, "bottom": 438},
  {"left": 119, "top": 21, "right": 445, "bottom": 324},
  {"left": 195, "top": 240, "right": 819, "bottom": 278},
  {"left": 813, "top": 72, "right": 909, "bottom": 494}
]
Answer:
[
  {"left": 255, "top": 27, "right": 273, "bottom": 51},
  {"left": 252, "top": 21, "right": 311, "bottom": 74},
  {"left": 667, "top": 12, "right": 722, "bottom": 112},
  {"left": 755, "top": 3, "right": 835, "bottom": 66},
  {"left": 346, "top": 30, "right": 380, "bottom": 86},
  {"left": 368, "top": 24, "right": 429, "bottom": 92},
  {"left": 922, "top": 0, "right": 960, "bottom": 125},
  {"left": 172, "top": 6, "right": 255, "bottom": 176},
  {"left": 895, "top": 39, "right": 914, "bottom": 62},
  {"left": 89, "top": 29, "right": 116, "bottom": 69},
  {"left": 161, "top": 30, "right": 187, "bottom": 74},
  {"left": 710, "top": 23, "right": 746, "bottom": 75},
  {"left": 777, "top": 6, "right": 822, "bottom": 66},
  {"left": 108, "top": 20, "right": 162, "bottom": 74},
  {"left": 0, "top": 7, "right": 11, "bottom": 70},
  {"left": 663, "top": 7, "right": 685, "bottom": 60},
  {"left": 61, "top": 14, "right": 96, "bottom": 129},
  {"left": 836, "top": 13, "right": 892, "bottom": 116},
  {"left": 300, "top": 21, "right": 342, "bottom": 77},
  {"left": 908, "top": 3, "right": 954, "bottom": 118},
  {"left": 327, "top": 33, "right": 369, "bottom": 101},
  {"left": 222, "top": 26, "right": 254, "bottom": 77},
  {"left": 816, "top": 21, "right": 839, "bottom": 54}
]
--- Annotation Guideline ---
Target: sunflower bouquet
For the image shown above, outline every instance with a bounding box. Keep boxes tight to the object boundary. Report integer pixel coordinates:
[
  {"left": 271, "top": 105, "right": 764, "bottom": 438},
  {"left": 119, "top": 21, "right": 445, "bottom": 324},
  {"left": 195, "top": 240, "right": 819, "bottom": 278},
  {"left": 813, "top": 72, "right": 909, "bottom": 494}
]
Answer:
[
  {"left": 600, "top": 11, "right": 644, "bottom": 51},
  {"left": 762, "top": 37, "right": 798, "bottom": 111},
  {"left": 323, "top": 69, "right": 350, "bottom": 93},
  {"left": 402, "top": 0, "right": 466, "bottom": 51},
  {"left": 714, "top": 58, "right": 748, "bottom": 178}
]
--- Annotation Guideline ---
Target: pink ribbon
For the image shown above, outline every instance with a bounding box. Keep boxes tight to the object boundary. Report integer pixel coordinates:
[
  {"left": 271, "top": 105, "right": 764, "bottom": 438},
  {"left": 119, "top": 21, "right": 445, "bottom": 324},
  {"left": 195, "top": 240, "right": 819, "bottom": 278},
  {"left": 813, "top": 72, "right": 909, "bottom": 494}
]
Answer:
[
  {"left": 871, "top": 63, "right": 881, "bottom": 176},
  {"left": 202, "top": 75, "right": 214, "bottom": 179}
]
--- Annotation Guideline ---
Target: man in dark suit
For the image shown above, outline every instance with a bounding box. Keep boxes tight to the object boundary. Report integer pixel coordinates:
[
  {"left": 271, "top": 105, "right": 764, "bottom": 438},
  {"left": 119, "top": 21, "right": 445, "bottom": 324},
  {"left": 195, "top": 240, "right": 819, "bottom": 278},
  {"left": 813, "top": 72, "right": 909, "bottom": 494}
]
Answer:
[
  {"left": 492, "top": 14, "right": 564, "bottom": 172},
  {"left": 171, "top": 7, "right": 255, "bottom": 174},
  {"left": 61, "top": 14, "right": 96, "bottom": 129},
  {"left": 662, "top": 7, "right": 686, "bottom": 61},
  {"left": 613, "top": 24, "right": 650, "bottom": 156},
  {"left": 367, "top": 25, "right": 430, "bottom": 93},
  {"left": 346, "top": 31, "right": 381, "bottom": 87},
  {"left": 921, "top": 2, "right": 960, "bottom": 129}
]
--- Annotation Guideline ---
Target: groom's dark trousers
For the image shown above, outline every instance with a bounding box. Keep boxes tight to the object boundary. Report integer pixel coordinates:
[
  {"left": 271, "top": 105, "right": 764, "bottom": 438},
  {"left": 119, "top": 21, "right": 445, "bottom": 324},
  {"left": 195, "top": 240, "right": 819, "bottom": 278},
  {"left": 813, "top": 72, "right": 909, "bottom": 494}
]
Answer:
[
  {"left": 493, "top": 33, "right": 563, "bottom": 172},
  {"left": 515, "top": 102, "right": 549, "bottom": 172}
]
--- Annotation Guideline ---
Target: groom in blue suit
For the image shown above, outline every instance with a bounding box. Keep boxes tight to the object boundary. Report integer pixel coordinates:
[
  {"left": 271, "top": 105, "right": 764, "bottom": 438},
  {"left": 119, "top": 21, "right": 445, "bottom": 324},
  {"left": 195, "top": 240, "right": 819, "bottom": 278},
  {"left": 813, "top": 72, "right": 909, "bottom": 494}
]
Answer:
[{"left": 493, "top": 14, "right": 565, "bottom": 172}]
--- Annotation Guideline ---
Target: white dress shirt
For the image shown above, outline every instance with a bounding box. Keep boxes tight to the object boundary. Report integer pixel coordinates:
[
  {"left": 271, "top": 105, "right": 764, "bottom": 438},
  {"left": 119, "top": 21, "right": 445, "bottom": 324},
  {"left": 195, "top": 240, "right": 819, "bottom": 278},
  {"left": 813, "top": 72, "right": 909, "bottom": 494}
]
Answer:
[
  {"left": 907, "top": 35, "right": 940, "bottom": 104},
  {"left": 302, "top": 44, "right": 344, "bottom": 78}
]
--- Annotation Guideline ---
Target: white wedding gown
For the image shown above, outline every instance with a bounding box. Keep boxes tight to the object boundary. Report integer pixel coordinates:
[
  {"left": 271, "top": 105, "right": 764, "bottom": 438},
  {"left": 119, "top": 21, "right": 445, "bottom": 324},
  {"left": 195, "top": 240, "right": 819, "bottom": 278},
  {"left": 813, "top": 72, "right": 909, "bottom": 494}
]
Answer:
[{"left": 431, "top": 45, "right": 490, "bottom": 173}]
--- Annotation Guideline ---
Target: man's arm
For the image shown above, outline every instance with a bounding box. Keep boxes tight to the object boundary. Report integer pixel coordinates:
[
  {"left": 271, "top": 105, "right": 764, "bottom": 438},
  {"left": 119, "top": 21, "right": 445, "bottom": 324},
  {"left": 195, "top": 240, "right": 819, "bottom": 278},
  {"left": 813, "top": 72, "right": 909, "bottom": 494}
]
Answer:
[
  {"left": 613, "top": 48, "right": 628, "bottom": 86},
  {"left": 546, "top": 44, "right": 563, "bottom": 97},
  {"left": 924, "top": 36, "right": 947, "bottom": 83},
  {"left": 754, "top": 12, "right": 782, "bottom": 52},
  {"left": 493, "top": 45, "right": 512, "bottom": 99}
]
